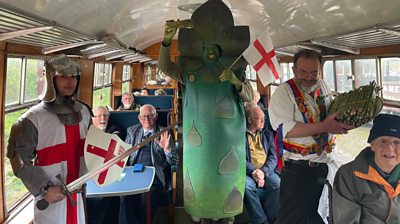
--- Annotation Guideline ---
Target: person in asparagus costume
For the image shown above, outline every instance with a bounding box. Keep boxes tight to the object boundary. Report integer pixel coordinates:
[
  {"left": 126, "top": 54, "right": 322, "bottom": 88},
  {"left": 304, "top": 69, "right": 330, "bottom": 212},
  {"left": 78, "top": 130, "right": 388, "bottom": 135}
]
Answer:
[{"left": 159, "top": 0, "right": 253, "bottom": 221}]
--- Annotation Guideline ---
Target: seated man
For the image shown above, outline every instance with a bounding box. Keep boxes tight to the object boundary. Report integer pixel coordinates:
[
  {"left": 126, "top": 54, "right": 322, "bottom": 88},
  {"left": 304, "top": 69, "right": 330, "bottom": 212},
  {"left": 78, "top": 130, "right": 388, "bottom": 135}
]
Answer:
[
  {"left": 161, "top": 76, "right": 172, "bottom": 85},
  {"left": 92, "top": 106, "right": 121, "bottom": 137},
  {"left": 155, "top": 89, "right": 167, "bottom": 96},
  {"left": 120, "top": 104, "right": 176, "bottom": 224},
  {"left": 244, "top": 103, "right": 280, "bottom": 224},
  {"left": 117, "top": 92, "right": 140, "bottom": 111},
  {"left": 87, "top": 105, "right": 121, "bottom": 224},
  {"left": 333, "top": 114, "right": 400, "bottom": 223},
  {"left": 141, "top": 88, "right": 150, "bottom": 96}
]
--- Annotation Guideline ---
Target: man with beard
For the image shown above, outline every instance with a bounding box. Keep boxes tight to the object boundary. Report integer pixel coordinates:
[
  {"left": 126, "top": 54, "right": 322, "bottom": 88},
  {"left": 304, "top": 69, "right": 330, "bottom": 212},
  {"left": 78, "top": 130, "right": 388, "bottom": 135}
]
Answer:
[
  {"left": 87, "top": 105, "right": 121, "bottom": 224},
  {"left": 6, "top": 54, "right": 91, "bottom": 224},
  {"left": 117, "top": 92, "right": 140, "bottom": 111},
  {"left": 92, "top": 106, "right": 121, "bottom": 137},
  {"left": 268, "top": 49, "right": 353, "bottom": 224}
]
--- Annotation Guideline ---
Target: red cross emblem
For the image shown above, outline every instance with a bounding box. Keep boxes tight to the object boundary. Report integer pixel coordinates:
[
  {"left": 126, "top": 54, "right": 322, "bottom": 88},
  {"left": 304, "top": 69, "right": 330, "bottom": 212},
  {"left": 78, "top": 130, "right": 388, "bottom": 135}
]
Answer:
[
  {"left": 87, "top": 139, "right": 125, "bottom": 184},
  {"left": 253, "top": 39, "right": 280, "bottom": 79}
]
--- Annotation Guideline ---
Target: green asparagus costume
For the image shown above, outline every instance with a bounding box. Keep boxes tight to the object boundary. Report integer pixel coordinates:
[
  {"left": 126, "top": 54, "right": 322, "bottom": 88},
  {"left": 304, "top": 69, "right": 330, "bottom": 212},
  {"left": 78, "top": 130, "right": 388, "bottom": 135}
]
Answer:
[{"left": 159, "top": 0, "right": 251, "bottom": 218}]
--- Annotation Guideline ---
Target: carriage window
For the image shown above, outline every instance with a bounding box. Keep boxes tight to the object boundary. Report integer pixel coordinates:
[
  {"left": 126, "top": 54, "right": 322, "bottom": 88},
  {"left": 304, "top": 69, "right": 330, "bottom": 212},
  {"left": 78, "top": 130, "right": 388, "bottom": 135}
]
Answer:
[
  {"left": 6, "top": 57, "right": 44, "bottom": 107},
  {"left": 280, "top": 63, "right": 294, "bottom": 82},
  {"left": 122, "top": 64, "right": 131, "bottom": 94},
  {"left": 354, "top": 59, "right": 377, "bottom": 88},
  {"left": 323, "top": 60, "right": 335, "bottom": 91},
  {"left": 381, "top": 57, "right": 400, "bottom": 102},
  {"left": 93, "top": 63, "right": 112, "bottom": 107},
  {"left": 4, "top": 110, "right": 30, "bottom": 211},
  {"left": 144, "top": 63, "right": 161, "bottom": 85},
  {"left": 5, "top": 58, "right": 22, "bottom": 106},
  {"left": 335, "top": 60, "right": 353, "bottom": 93},
  {"left": 4, "top": 56, "right": 45, "bottom": 211},
  {"left": 24, "top": 59, "right": 45, "bottom": 103},
  {"left": 245, "top": 65, "right": 257, "bottom": 89}
]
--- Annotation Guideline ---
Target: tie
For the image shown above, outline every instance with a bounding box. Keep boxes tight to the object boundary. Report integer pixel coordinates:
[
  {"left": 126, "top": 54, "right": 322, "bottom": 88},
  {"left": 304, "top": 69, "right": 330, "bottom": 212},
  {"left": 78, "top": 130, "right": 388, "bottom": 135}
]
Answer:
[{"left": 143, "top": 132, "right": 151, "bottom": 140}]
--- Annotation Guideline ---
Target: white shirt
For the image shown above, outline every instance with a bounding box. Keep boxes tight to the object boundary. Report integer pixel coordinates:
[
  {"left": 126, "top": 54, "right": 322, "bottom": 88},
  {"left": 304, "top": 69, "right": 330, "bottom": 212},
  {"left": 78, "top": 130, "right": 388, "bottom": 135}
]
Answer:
[{"left": 268, "top": 79, "right": 334, "bottom": 163}]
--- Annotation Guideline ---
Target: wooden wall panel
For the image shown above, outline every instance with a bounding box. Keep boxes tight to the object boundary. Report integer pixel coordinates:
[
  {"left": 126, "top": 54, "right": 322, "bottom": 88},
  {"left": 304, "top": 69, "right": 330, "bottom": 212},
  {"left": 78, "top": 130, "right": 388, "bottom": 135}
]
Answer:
[
  {"left": 112, "top": 62, "right": 123, "bottom": 108},
  {"left": 0, "top": 46, "right": 7, "bottom": 222},
  {"left": 5, "top": 42, "right": 42, "bottom": 55},
  {"left": 0, "top": 41, "right": 5, "bottom": 51},
  {"left": 77, "top": 59, "right": 94, "bottom": 106},
  {"left": 145, "top": 40, "right": 179, "bottom": 60},
  {"left": 132, "top": 63, "right": 143, "bottom": 90}
]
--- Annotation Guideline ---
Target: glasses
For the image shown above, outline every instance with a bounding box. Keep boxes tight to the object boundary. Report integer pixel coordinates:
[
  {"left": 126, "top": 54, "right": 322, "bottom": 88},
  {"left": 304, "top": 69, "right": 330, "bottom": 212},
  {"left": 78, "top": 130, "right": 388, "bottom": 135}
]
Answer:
[
  {"left": 296, "top": 69, "right": 319, "bottom": 77},
  {"left": 376, "top": 139, "right": 400, "bottom": 149},
  {"left": 139, "top": 114, "right": 156, "bottom": 120},
  {"left": 94, "top": 114, "right": 109, "bottom": 118},
  {"left": 251, "top": 116, "right": 264, "bottom": 121}
]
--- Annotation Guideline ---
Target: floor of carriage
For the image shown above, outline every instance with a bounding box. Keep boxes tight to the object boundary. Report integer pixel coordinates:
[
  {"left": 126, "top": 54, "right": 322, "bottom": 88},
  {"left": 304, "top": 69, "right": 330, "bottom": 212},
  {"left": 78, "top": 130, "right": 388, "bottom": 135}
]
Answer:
[{"left": 154, "top": 206, "right": 250, "bottom": 224}]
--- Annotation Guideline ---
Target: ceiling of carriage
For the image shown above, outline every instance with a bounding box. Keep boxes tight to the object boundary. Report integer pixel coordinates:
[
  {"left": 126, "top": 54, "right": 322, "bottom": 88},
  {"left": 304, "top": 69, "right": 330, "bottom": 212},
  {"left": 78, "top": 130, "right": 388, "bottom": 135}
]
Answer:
[{"left": 1, "top": 0, "right": 400, "bottom": 60}]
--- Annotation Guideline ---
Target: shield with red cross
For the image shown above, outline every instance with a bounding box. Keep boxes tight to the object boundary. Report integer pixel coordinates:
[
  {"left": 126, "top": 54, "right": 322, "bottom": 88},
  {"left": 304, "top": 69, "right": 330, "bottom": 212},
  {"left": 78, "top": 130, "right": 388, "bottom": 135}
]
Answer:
[{"left": 84, "top": 126, "right": 131, "bottom": 187}]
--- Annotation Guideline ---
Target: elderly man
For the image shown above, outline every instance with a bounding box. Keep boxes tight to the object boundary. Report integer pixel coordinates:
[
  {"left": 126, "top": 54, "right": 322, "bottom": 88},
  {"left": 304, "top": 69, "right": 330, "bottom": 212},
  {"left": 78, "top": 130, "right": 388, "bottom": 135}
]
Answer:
[
  {"left": 244, "top": 103, "right": 280, "bottom": 224},
  {"left": 140, "top": 88, "right": 149, "bottom": 96},
  {"left": 87, "top": 106, "right": 121, "bottom": 224},
  {"left": 92, "top": 106, "right": 121, "bottom": 137},
  {"left": 6, "top": 54, "right": 91, "bottom": 224},
  {"left": 269, "top": 49, "right": 353, "bottom": 224},
  {"left": 117, "top": 92, "right": 140, "bottom": 111},
  {"left": 333, "top": 114, "right": 400, "bottom": 223},
  {"left": 119, "top": 104, "right": 176, "bottom": 224}
]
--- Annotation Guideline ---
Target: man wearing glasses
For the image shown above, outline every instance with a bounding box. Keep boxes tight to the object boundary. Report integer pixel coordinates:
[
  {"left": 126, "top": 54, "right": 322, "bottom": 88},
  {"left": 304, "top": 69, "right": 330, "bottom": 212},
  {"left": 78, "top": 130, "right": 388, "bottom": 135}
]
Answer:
[
  {"left": 244, "top": 103, "right": 280, "bottom": 224},
  {"left": 92, "top": 106, "right": 121, "bottom": 137},
  {"left": 333, "top": 114, "right": 400, "bottom": 223},
  {"left": 120, "top": 104, "right": 176, "bottom": 224},
  {"left": 87, "top": 105, "right": 121, "bottom": 224},
  {"left": 269, "top": 49, "right": 353, "bottom": 224}
]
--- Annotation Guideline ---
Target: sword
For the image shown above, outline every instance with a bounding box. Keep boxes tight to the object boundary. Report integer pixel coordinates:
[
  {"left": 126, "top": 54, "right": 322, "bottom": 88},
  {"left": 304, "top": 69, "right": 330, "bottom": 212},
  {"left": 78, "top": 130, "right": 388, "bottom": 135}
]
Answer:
[{"left": 37, "top": 121, "right": 177, "bottom": 210}]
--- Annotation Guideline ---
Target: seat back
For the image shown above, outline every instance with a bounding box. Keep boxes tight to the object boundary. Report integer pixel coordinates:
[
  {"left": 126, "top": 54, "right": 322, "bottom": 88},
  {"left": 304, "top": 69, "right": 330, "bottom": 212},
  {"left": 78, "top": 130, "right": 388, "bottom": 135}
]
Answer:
[
  {"left": 109, "top": 110, "right": 171, "bottom": 140},
  {"left": 134, "top": 95, "right": 174, "bottom": 110},
  {"left": 148, "top": 88, "right": 175, "bottom": 95}
]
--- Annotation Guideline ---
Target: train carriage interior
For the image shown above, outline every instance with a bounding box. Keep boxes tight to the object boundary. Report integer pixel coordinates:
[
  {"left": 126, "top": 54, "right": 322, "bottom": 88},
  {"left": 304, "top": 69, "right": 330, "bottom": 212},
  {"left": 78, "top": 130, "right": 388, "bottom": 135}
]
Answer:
[{"left": 1, "top": 0, "right": 400, "bottom": 223}]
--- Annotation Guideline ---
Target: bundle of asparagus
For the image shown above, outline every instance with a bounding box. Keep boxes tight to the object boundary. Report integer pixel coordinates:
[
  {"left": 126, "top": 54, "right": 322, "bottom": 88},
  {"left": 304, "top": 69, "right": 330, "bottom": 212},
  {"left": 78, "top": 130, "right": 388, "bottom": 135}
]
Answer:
[
  {"left": 166, "top": 19, "right": 193, "bottom": 30},
  {"left": 328, "top": 81, "right": 383, "bottom": 127}
]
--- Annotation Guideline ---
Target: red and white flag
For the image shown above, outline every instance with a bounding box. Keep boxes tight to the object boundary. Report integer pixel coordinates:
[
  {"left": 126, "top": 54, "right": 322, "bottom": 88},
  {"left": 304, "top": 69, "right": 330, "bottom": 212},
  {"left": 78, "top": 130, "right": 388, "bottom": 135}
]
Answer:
[
  {"left": 84, "top": 126, "right": 130, "bottom": 187},
  {"left": 243, "top": 32, "right": 283, "bottom": 86}
]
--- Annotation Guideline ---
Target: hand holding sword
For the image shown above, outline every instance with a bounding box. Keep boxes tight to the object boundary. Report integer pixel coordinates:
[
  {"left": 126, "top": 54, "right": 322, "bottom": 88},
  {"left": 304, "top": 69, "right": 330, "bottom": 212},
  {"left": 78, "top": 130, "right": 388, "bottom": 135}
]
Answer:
[
  {"left": 36, "top": 122, "right": 177, "bottom": 210},
  {"left": 36, "top": 174, "right": 77, "bottom": 210}
]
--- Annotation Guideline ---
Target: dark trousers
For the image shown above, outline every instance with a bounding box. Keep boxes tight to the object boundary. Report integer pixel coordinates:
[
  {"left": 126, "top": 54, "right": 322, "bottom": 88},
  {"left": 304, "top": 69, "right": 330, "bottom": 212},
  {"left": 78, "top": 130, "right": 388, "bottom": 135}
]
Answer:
[
  {"left": 276, "top": 160, "right": 328, "bottom": 224},
  {"left": 244, "top": 172, "right": 280, "bottom": 224},
  {"left": 87, "top": 197, "right": 120, "bottom": 224},
  {"left": 118, "top": 177, "right": 169, "bottom": 224}
]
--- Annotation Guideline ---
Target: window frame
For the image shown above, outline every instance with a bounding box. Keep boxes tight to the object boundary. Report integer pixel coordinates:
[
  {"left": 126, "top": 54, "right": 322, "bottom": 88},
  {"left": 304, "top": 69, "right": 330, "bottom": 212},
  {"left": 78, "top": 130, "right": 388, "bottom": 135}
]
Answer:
[
  {"left": 93, "top": 62, "right": 113, "bottom": 90},
  {"left": 5, "top": 56, "right": 46, "bottom": 112}
]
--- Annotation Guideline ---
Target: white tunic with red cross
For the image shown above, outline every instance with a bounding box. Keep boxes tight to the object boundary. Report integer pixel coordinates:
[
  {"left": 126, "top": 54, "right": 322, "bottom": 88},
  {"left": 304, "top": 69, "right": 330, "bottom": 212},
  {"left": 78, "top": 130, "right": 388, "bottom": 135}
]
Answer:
[{"left": 26, "top": 104, "right": 91, "bottom": 224}]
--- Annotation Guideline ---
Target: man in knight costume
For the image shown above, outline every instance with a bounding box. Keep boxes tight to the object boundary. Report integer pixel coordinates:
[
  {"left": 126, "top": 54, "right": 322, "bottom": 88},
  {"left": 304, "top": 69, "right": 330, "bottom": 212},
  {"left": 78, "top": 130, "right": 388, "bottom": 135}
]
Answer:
[
  {"left": 7, "top": 54, "right": 91, "bottom": 224},
  {"left": 159, "top": 0, "right": 252, "bottom": 223}
]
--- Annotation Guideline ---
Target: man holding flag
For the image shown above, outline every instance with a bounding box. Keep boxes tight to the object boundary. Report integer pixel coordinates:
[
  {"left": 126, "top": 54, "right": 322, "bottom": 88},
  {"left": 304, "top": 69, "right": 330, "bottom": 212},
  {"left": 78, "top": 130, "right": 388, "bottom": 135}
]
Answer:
[{"left": 268, "top": 49, "right": 353, "bottom": 224}]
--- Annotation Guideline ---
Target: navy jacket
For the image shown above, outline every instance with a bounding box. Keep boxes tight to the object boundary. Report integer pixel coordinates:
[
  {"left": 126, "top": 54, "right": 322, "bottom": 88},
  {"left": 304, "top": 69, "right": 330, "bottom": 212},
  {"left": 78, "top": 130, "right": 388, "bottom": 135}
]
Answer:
[
  {"left": 245, "top": 128, "right": 277, "bottom": 177},
  {"left": 125, "top": 123, "right": 176, "bottom": 190}
]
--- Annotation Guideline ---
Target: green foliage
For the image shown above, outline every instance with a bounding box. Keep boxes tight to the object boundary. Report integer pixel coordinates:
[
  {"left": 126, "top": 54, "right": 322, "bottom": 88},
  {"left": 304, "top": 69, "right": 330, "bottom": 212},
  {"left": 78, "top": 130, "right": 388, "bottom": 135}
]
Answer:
[
  {"left": 6, "top": 58, "right": 22, "bottom": 105},
  {"left": 24, "top": 59, "right": 44, "bottom": 102},
  {"left": 93, "top": 87, "right": 111, "bottom": 108},
  {"left": 4, "top": 109, "right": 29, "bottom": 209},
  {"left": 122, "top": 82, "right": 130, "bottom": 94}
]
